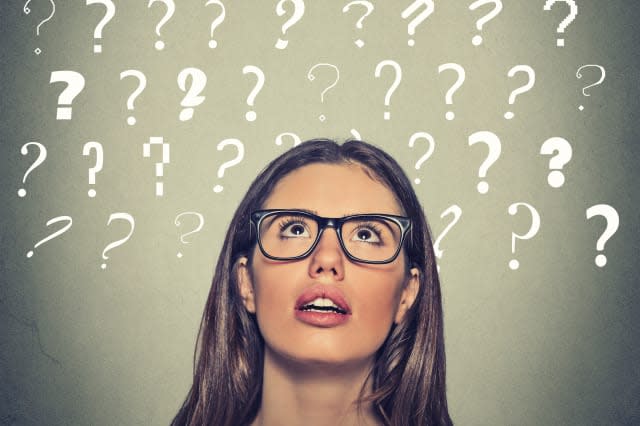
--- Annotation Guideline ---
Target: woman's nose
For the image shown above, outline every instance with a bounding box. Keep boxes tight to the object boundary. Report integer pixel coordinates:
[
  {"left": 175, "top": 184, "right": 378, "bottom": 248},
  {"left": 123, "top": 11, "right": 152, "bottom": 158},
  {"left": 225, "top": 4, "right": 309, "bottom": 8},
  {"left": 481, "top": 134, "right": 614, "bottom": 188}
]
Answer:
[{"left": 308, "top": 228, "right": 345, "bottom": 280}]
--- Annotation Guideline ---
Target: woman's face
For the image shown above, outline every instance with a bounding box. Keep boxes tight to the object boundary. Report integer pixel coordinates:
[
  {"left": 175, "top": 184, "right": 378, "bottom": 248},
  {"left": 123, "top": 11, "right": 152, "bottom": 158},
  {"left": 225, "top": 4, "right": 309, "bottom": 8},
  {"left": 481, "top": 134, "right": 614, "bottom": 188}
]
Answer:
[{"left": 237, "top": 162, "right": 419, "bottom": 368}]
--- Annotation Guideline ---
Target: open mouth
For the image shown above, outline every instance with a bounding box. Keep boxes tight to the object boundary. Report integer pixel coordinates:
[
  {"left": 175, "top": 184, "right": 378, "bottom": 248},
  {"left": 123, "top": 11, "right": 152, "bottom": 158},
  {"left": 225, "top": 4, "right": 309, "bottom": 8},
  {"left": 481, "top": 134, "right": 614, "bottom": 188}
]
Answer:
[{"left": 298, "top": 297, "right": 348, "bottom": 315}]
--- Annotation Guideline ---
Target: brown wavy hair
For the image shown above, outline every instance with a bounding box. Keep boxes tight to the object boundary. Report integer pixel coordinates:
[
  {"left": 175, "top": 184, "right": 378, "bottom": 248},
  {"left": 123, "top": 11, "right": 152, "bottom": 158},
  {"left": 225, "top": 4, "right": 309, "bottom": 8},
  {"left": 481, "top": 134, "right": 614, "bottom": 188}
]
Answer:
[{"left": 171, "top": 138, "right": 453, "bottom": 425}]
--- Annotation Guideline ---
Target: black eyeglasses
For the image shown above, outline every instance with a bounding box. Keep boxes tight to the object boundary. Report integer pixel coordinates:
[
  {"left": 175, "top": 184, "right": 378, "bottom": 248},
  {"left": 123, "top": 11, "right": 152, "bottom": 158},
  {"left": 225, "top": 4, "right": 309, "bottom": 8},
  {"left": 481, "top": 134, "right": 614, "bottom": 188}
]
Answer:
[{"left": 250, "top": 209, "right": 411, "bottom": 264}]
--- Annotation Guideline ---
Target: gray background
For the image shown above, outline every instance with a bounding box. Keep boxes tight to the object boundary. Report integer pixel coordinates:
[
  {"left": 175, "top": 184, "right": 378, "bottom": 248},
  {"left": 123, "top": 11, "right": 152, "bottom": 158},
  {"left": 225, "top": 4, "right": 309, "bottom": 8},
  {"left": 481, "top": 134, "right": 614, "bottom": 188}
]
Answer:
[{"left": 1, "top": 1, "right": 639, "bottom": 424}]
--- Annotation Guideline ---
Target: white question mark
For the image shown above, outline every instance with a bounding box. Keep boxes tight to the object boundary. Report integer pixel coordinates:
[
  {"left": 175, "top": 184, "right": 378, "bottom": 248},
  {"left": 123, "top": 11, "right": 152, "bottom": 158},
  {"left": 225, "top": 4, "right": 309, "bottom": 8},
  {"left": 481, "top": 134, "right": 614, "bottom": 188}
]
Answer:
[
  {"left": 214, "top": 139, "right": 245, "bottom": 193},
  {"left": 433, "top": 204, "right": 463, "bottom": 270},
  {"left": 18, "top": 142, "right": 47, "bottom": 198},
  {"left": 576, "top": 65, "right": 606, "bottom": 111},
  {"left": 540, "top": 137, "right": 572, "bottom": 188},
  {"left": 586, "top": 204, "right": 619, "bottom": 268},
  {"left": 101, "top": 212, "right": 135, "bottom": 269},
  {"left": 508, "top": 202, "right": 541, "bottom": 270},
  {"left": 86, "top": 0, "right": 115, "bottom": 53},
  {"left": 49, "top": 70, "right": 85, "bottom": 120},
  {"left": 143, "top": 136, "right": 170, "bottom": 196},
  {"left": 175, "top": 212, "right": 205, "bottom": 258},
  {"left": 543, "top": 0, "right": 578, "bottom": 47},
  {"left": 408, "top": 132, "right": 435, "bottom": 185},
  {"left": 438, "top": 63, "right": 465, "bottom": 121},
  {"left": 468, "top": 131, "right": 501, "bottom": 194},
  {"left": 307, "top": 63, "right": 340, "bottom": 122},
  {"left": 177, "top": 67, "right": 207, "bottom": 121},
  {"left": 374, "top": 60, "right": 402, "bottom": 120},
  {"left": 342, "top": 1, "right": 374, "bottom": 48},
  {"left": 26, "top": 215, "right": 73, "bottom": 258},
  {"left": 350, "top": 129, "right": 362, "bottom": 140},
  {"left": 148, "top": 0, "right": 175, "bottom": 50},
  {"left": 468, "top": 0, "right": 502, "bottom": 46},
  {"left": 24, "top": 0, "right": 55, "bottom": 55},
  {"left": 275, "top": 0, "right": 305, "bottom": 49},
  {"left": 504, "top": 65, "right": 535, "bottom": 120},
  {"left": 82, "top": 141, "right": 104, "bottom": 198},
  {"left": 275, "top": 132, "right": 302, "bottom": 147},
  {"left": 119, "top": 70, "right": 147, "bottom": 126},
  {"left": 401, "top": 0, "right": 434, "bottom": 47},
  {"left": 205, "top": 0, "right": 226, "bottom": 49},
  {"left": 243, "top": 65, "right": 265, "bottom": 122}
]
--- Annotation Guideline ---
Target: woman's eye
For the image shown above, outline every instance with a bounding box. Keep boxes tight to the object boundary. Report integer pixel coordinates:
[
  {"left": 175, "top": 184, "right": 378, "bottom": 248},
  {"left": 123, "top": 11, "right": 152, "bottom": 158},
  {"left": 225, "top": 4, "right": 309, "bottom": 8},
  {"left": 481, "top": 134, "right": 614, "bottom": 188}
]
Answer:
[
  {"left": 353, "top": 227, "right": 381, "bottom": 243},
  {"left": 280, "top": 222, "right": 309, "bottom": 237}
]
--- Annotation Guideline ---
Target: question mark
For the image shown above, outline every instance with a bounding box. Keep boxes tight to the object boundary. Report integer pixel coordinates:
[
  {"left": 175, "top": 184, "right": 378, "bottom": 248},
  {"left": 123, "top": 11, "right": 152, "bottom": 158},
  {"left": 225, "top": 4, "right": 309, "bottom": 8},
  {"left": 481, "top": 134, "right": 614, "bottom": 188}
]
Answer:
[
  {"left": 374, "top": 60, "right": 402, "bottom": 120},
  {"left": 342, "top": 1, "right": 374, "bottom": 48},
  {"left": 213, "top": 138, "right": 245, "bottom": 193},
  {"left": 275, "top": 132, "right": 302, "bottom": 147},
  {"left": 101, "top": 212, "right": 135, "bottom": 269},
  {"left": 26, "top": 215, "right": 73, "bottom": 258},
  {"left": 433, "top": 204, "right": 463, "bottom": 270},
  {"left": 205, "top": 0, "right": 226, "bottom": 48},
  {"left": 540, "top": 137, "right": 572, "bottom": 188},
  {"left": 24, "top": 0, "right": 55, "bottom": 55},
  {"left": 400, "top": 0, "right": 434, "bottom": 47},
  {"left": 586, "top": 204, "right": 619, "bottom": 268},
  {"left": 119, "top": 70, "right": 147, "bottom": 125},
  {"left": 243, "top": 65, "right": 265, "bottom": 122},
  {"left": 468, "top": 0, "right": 502, "bottom": 46},
  {"left": 143, "top": 137, "right": 170, "bottom": 196},
  {"left": 508, "top": 202, "right": 541, "bottom": 270},
  {"left": 18, "top": 142, "right": 47, "bottom": 198},
  {"left": 408, "top": 132, "right": 435, "bottom": 185},
  {"left": 82, "top": 141, "right": 104, "bottom": 198},
  {"left": 177, "top": 67, "right": 207, "bottom": 121},
  {"left": 50, "top": 70, "right": 85, "bottom": 120},
  {"left": 307, "top": 63, "right": 340, "bottom": 122},
  {"left": 438, "top": 63, "right": 466, "bottom": 121},
  {"left": 275, "top": 0, "right": 305, "bottom": 49},
  {"left": 86, "top": 0, "right": 115, "bottom": 53},
  {"left": 576, "top": 65, "right": 606, "bottom": 111},
  {"left": 468, "top": 131, "right": 501, "bottom": 194},
  {"left": 504, "top": 65, "right": 535, "bottom": 120},
  {"left": 175, "top": 212, "right": 205, "bottom": 258},
  {"left": 148, "top": 0, "right": 175, "bottom": 50},
  {"left": 543, "top": 0, "right": 578, "bottom": 47},
  {"left": 350, "top": 129, "right": 362, "bottom": 140}
]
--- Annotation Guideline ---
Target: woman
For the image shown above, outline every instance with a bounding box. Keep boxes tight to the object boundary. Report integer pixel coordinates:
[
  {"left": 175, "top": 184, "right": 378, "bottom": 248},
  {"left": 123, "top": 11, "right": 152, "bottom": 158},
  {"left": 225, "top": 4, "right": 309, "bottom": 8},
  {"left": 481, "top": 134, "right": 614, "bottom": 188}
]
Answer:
[{"left": 172, "top": 138, "right": 453, "bottom": 425}]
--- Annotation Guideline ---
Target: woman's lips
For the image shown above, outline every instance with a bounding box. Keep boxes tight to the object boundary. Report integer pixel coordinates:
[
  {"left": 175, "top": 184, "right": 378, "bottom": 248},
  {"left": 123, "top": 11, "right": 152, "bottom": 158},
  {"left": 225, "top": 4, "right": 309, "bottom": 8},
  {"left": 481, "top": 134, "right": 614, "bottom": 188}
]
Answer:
[{"left": 294, "top": 284, "right": 352, "bottom": 327}]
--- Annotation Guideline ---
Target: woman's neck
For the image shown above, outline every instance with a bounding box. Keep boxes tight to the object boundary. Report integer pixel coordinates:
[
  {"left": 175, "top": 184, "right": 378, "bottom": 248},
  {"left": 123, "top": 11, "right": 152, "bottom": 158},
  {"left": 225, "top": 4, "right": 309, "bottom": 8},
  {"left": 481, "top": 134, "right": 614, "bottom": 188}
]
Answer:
[{"left": 251, "top": 348, "right": 382, "bottom": 426}]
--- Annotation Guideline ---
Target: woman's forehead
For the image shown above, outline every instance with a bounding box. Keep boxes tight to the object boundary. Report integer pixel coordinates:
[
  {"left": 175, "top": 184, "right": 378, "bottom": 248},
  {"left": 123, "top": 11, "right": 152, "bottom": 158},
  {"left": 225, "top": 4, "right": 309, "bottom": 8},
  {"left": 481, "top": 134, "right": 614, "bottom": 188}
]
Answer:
[{"left": 262, "top": 162, "right": 404, "bottom": 216}]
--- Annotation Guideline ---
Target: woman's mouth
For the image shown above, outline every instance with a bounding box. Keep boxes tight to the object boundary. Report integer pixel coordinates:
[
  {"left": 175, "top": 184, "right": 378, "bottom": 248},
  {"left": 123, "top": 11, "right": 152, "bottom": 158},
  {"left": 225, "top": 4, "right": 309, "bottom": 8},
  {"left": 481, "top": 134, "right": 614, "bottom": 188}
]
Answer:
[{"left": 294, "top": 286, "right": 352, "bottom": 327}]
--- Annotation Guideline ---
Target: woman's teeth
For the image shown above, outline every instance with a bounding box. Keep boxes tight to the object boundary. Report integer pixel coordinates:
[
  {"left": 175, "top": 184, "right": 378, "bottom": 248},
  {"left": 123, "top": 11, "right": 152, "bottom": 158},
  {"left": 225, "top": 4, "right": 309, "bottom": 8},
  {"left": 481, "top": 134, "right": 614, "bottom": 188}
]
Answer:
[{"left": 301, "top": 297, "right": 346, "bottom": 314}]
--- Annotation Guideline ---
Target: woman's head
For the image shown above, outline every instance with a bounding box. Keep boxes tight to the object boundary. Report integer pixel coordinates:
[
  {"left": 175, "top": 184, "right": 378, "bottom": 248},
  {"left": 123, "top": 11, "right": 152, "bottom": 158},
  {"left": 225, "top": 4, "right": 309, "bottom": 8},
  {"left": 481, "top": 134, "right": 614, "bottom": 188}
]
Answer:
[{"left": 173, "top": 138, "right": 451, "bottom": 426}]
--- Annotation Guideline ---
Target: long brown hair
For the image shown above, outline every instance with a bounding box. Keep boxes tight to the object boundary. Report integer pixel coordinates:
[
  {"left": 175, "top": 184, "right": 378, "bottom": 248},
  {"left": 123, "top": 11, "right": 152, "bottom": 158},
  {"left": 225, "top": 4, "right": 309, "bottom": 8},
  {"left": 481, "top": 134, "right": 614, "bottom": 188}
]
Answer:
[{"left": 171, "top": 138, "right": 453, "bottom": 425}]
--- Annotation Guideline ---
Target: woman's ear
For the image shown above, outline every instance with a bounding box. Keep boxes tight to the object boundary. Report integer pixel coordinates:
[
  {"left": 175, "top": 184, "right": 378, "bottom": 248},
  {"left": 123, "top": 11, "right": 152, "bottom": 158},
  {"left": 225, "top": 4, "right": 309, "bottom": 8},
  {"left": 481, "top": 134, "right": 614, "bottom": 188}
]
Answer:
[
  {"left": 236, "top": 256, "right": 256, "bottom": 313},
  {"left": 394, "top": 267, "right": 420, "bottom": 324}
]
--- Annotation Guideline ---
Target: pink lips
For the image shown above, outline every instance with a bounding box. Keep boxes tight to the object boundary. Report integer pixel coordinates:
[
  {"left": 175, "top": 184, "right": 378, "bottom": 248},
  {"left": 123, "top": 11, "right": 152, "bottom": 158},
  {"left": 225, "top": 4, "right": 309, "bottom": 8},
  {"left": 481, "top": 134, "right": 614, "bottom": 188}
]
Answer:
[{"left": 294, "top": 284, "right": 352, "bottom": 328}]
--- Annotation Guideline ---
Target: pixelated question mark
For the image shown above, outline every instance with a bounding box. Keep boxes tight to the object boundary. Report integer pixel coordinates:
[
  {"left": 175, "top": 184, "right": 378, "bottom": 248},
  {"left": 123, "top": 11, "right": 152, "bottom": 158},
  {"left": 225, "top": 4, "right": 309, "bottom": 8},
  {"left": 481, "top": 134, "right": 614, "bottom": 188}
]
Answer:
[
  {"left": 468, "top": 0, "right": 502, "bottom": 46},
  {"left": 438, "top": 63, "right": 465, "bottom": 121},
  {"left": 401, "top": 0, "right": 434, "bottom": 47},
  {"left": 504, "top": 65, "right": 535, "bottom": 120},
  {"left": 433, "top": 204, "right": 463, "bottom": 270},
  {"left": 148, "top": 0, "right": 175, "bottom": 50},
  {"left": 213, "top": 138, "right": 245, "bottom": 193},
  {"left": 275, "top": 132, "right": 302, "bottom": 147},
  {"left": 275, "top": 0, "right": 305, "bottom": 49},
  {"left": 576, "top": 65, "right": 606, "bottom": 111},
  {"left": 101, "top": 213, "right": 135, "bottom": 269},
  {"left": 374, "top": 60, "right": 402, "bottom": 120},
  {"left": 143, "top": 137, "right": 170, "bottom": 196},
  {"left": 86, "top": 0, "right": 115, "bottom": 53},
  {"left": 586, "top": 204, "right": 619, "bottom": 268},
  {"left": 242, "top": 65, "right": 265, "bottom": 122},
  {"left": 307, "top": 63, "right": 340, "bottom": 122},
  {"left": 468, "top": 131, "right": 501, "bottom": 194},
  {"left": 508, "top": 202, "right": 541, "bottom": 270},
  {"left": 26, "top": 215, "right": 73, "bottom": 258},
  {"left": 175, "top": 212, "right": 205, "bottom": 258},
  {"left": 408, "top": 132, "right": 435, "bottom": 185},
  {"left": 18, "top": 142, "right": 47, "bottom": 198},
  {"left": 50, "top": 70, "right": 85, "bottom": 120},
  {"left": 24, "top": 0, "right": 55, "bottom": 55},
  {"left": 342, "top": 0, "right": 374, "bottom": 48},
  {"left": 205, "top": 0, "right": 226, "bottom": 48},
  {"left": 119, "top": 70, "right": 147, "bottom": 126},
  {"left": 543, "top": 0, "right": 578, "bottom": 47},
  {"left": 82, "top": 141, "right": 104, "bottom": 198},
  {"left": 540, "top": 137, "right": 572, "bottom": 188},
  {"left": 178, "top": 67, "right": 207, "bottom": 121}
]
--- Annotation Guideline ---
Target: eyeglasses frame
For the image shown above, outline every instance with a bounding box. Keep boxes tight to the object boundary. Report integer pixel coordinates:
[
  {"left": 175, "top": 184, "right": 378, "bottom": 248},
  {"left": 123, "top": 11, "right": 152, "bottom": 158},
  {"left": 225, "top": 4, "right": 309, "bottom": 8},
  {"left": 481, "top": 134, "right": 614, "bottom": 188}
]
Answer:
[{"left": 250, "top": 209, "right": 412, "bottom": 264}]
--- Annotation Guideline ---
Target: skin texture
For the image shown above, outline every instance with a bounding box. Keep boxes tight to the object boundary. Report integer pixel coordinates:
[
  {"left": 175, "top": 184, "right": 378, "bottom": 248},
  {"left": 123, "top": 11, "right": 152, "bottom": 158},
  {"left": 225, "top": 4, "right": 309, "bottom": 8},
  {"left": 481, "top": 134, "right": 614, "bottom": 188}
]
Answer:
[{"left": 237, "top": 163, "right": 420, "bottom": 426}]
